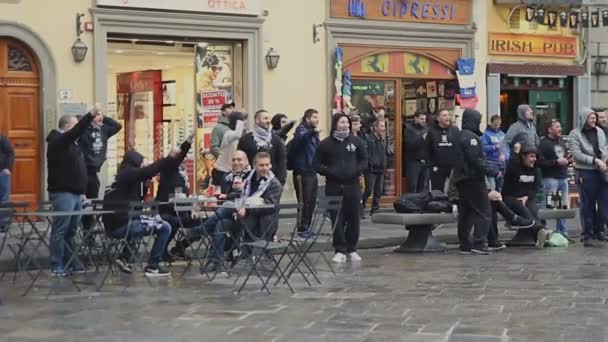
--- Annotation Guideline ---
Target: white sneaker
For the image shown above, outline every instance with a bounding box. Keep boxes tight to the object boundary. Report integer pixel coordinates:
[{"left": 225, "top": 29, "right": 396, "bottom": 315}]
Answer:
[
  {"left": 332, "top": 252, "right": 347, "bottom": 263},
  {"left": 348, "top": 252, "right": 362, "bottom": 262}
]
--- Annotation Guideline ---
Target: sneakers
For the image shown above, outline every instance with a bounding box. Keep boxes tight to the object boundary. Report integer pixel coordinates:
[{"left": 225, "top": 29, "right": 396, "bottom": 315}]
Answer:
[
  {"left": 471, "top": 246, "right": 493, "bottom": 255},
  {"left": 144, "top": 266, "right": 171, "bottom": 277},
  {"left": 536, "top": 229, "right": 551, "bottom": 248},
  {"left": 50, "top": 268, "right": 69, "bottom": 277},
  {"left": 487, "top": 243, "right": 507, "bottom": 251},
  {"left": 348, "top": 252, "right": 362, "bottom": 262},
  {"left": 115, "top": 258, "right": 133, "bottom": 274},
  {"left": 511, "top": 215, "right": 535, "bottom": 229},
  {"left": 227, "top": 248, "right": 241, "bottom": 267},
  {"left": 459, "top": 247, "right": 472, "bottom": 254},
  {"left": 332, "top": 252, "right": 347, "bottom": 263}
]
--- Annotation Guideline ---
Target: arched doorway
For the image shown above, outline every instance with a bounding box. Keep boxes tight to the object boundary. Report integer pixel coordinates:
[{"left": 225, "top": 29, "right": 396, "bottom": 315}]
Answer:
[{"left": 0, "top": 38, "right": 41, "bottom": 207}]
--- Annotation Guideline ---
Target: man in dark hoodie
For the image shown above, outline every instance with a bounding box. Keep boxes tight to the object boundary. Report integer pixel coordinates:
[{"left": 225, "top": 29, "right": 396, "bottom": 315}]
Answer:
[
  {"left": 505, "top": 104, "right": 539, "bottom": 148},
  {"left": 271, "top": 113, "right": 296, "bottom": 142},
  {"left": 362, "top": 119, "right": 387, "bottom": 217},
  {"left": 47, "top": 108, "right": 101, "bottom": 276},
  {"left": 453, "top": 109, "right": 497, "bottom": 254},
  {"left": 0, "top": 132, "right": 14, "bottom": 229},
  {"left": 427, "top": 109, "right": 460, "bottom": 192},
  {"left": 78, "top": 106, "right": 122, "bottom": 232},
  {"left": 404, "top": 111, "right": 429, "bottom": 193},
  {"left": 238, "top": 109, "right": 287, "bottom": 185},
  {"left": 290, "top": 109, "right": 321, "bottom": 236},
  {"left": 102, "top": 140, "right": 189, "bottom": 277},
  {"left": 314, "top": 113, "right": 368, "bottom": 263}
]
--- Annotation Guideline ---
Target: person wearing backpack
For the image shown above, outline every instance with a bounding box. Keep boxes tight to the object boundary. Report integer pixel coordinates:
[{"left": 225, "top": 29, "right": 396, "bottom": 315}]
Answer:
[{"left": 289, "top": 109, "right": 321, "bottom": 237}]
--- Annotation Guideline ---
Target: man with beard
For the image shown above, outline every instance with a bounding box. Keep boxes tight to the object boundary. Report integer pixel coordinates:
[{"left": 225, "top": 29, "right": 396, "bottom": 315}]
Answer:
[
  {"left": 505, "top": 104, "right": 539, "bottom": 148},
  {"left": 426, "top": 109, "right": 460, "bottom": 192},
  {"left": 404, "top": 110, "right": 429, "bottom": 193}
]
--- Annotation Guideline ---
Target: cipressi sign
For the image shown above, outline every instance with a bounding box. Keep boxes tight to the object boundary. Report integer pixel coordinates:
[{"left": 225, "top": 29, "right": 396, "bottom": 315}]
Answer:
[
  {"left": 331, "top": 0, "right": 472, "bottom": 25},
  {"left": 96, "top": 0, "right": 260, "bottom": 16},
  {"left": 489, "top": 33, "right": 578, "bottom": 58}
]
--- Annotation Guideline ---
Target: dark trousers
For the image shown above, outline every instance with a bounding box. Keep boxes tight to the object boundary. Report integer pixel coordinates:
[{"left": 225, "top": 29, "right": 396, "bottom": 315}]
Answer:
[
  {"left": 577, "top": 169, "right": 608, "bottom": 241},
  {"left": 327, "top": 181, "right": 361, "bottom": 254},
  {"left": 405, "top": 160, "right": 429, "bottom": 193},
  {"left": 82, "top": 170, "right": 100, "bottom": 231},
  {"left": 488, "top": 200, "right": 516, "bottom": 244},
  {"left": 456, "top": 180, "right": 491, "bottom": 249},
  {"left": 293, "top": 172, "right": 318, "bottom": 232},
  {"left": 503, "top": 196, "right": 542, "bottom": 237},
  {"left": 362, "top": 171, "right": 384, "bottom": 211},
  {"left": 430, "top": 166, "right": 452, "bottom": 192},
  {"left": 211, "top": 169, "right": 226, "bottom": 186}
]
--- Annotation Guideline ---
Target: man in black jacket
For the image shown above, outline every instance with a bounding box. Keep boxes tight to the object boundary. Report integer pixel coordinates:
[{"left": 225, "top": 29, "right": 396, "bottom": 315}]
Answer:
[
  {"left": 404, "top": 111, "right": 429, "bottom": 193},
  {"left": 362, "top": 120, "right": 387, "bottom": 217},
  {"left": 103, "top": 147, "right": 186, "bottom": 277},
  {"left": 453, "top": 109, "right": 496, "bottom": 254},
  {"left": 0, "top": 133, "right": 14, "bottom": 229},
  {"left": 314, "top": 113, "right": 368, "bottom": 263},
  {"left": 237, "top": 109, "right": 286, "bottom": 185},
  {"left": 47, "top": 108, "right": 100, "bottom": 276},
  {"left": 427, "top": 109, "right": 460, "bottom": 192},
  {"left": 78, "top": 106, "right": 122, "bottom": 232}
]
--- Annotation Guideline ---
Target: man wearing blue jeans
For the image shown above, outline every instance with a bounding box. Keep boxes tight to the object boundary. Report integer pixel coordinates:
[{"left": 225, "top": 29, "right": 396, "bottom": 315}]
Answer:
[
  {"left": 46, "top": 109, "right": 100, "bottom": 276},
  {"left": 0, "top": 132, "right": 15, "bottom": 230},
  {"left": 538, "top": 120, "right": 574, "bottom": 243}
]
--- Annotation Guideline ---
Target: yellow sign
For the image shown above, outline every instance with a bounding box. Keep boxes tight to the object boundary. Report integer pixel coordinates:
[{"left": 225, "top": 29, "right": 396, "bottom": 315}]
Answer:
[
  {"left": 404, "top": 53, "right": 429, "bottom": 74},
  {"left": 489, "top": 33, "right": 578, "bottom": 58},
  {"left": 362, "top": 53, "right": 389, "bottom": 73}
]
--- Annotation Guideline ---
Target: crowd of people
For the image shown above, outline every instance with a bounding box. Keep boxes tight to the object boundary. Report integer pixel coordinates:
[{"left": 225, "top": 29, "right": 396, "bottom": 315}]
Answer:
[{"left": 2, "top": 101, "right": 608, "bottom": 277}]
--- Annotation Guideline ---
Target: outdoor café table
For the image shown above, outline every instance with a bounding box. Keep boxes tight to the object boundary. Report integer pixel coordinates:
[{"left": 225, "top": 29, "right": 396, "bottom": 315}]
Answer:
[{"left": 9, "top": 209, "right": 114, "bottom": 295}]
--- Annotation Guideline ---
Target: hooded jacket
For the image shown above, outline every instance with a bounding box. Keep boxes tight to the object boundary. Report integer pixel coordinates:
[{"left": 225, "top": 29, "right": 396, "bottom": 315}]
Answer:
[
  {"left": 404, "top": 121, "right": 428, "bottom": 162},
  {"left": 502, "top": 145, "right": 543, "bottom": 199},
  {"left": 155, "top": 140, "right": 192, "bottom": 215},
  {"left": 568, "top": 107, "right": 608, "bottom": 171},
  {"left": 46, "top": 113, "right": 94, "bottom": 195},
  {"left": 102, "top": 151, "right": 180, "bottom": 232},
  {"left": 78, "top": 117, "right": 122, "bottom": 172},
  {"left": 453, "top": 109, "right": 498, "bottom": 184},
  {"left": 290, "top": 121, "right": 320, "bottom": 175},
  {"left": 210, "top": 115, "right": 231, "bottom": 158},
  {"left": 426, "top": 120, "right": 460, "bottom": 168},
  {"left": 271, "top": 114, "right": 296, "bottom": 142},
  {"left": 481, "top": 125, "right": 508, "bottom": 166},
  {"left": 365, "top": 131, "right": 387, "bottom": 174},
  {"left": 504, "top": 104, "right": 539, "bottom": 147},
  {"left": 314, "top": 113, "right": 368, "bottom": 185},
  {"left": 0, "top": 133, "right": 15, "bottom": 171}
]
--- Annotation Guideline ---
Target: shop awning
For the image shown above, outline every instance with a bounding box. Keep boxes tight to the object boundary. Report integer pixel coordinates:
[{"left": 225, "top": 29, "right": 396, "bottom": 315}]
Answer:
[{"left": 487, "top": 63, "right": 586, "bottom": 77}]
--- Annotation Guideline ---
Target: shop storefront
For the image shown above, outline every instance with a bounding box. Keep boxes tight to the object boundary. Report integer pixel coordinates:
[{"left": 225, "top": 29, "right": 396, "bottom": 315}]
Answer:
[
  {"left": 92, "top": 0, "right": 264, "bottom": 194},
  {"left": 326, "top": 0, "right": 477, "bottom": 196},
  {"left": 486, "top": 4, "right": 590, "bottom": 135}
]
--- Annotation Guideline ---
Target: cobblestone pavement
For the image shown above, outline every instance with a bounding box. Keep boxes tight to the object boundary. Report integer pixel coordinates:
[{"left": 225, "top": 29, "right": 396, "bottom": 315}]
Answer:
[{"left": 2, "top": 244, "right": 608, "bottom": 342}]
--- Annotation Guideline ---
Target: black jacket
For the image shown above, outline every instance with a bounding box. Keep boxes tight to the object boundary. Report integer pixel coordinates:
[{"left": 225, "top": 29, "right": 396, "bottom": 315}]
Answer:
[
  {"left": 237, "top": 132, "right": 287, "bottom": 185},
  {"left": 404, "top": 122, "right": 427, "bottom": 162},
  {"left": 538, "top": 136, "right": 568, "bottom": 179},
  {"left": 220, "top": 170, "right": 250, "bottom": 200},
  {"left": 155, "top": 141, "right": 192, "bottom": 215},
  {"left": 365, "top": 132, "right": 387, "bottom": 174},
  {"left": 240, "top": 173, "right": 283, "bottom": 239},
  {"left": 0, "top": 134, "right": 15, "bottom": 171},
  {"left": 453, "top": 109, "right": 498, "bottom": 184},
  {"left": 426, "top": 123, "right": 461, "bottom": 168},
  {"left": 502, "top": 153, "right": 543, "bottom": 199},
  {"left": 79, "top": 117, "right": 122, "bottom": 172},
  {"left": 314, "top": 135, "right": 368, "bottom": 185},
  {"left": 102, "top": 153, "right": 180, "bottom": 232},
  {"left": 46, "top": 113, "right": 94, "bottom": 195}
]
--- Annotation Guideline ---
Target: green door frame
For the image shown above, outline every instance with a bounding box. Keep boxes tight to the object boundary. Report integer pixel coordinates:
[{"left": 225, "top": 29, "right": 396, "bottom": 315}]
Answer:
[{"left": 529, "top": 90, "right": 569, "bottom": 133}]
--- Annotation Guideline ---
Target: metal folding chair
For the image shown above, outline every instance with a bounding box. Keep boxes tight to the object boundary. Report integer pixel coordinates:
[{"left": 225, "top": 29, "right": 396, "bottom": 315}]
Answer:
[{"left": 169, "top": 197, "right": 210, "bottom": 277}]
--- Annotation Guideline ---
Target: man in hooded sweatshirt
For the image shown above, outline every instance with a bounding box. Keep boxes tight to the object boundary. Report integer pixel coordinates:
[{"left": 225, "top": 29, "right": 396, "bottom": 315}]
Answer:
[
  {"left": 426, "top": 109, "right": 461, "bottom": 192},
  {"left": 238, "top": 109, "right": 287, "bottom": 185},
  {"left": 210, "top": 102, "right": 235, "bottom": 158},
  {"left": 568, "top": 108, "right": 608, "bottom": 247},
  {"left": 452, "top": 109, "right": 497, "bottom": 254},
  {"left": 47, "top": 107, "right": 102, "bottom": 276},
  {"left": 505, "top": 104, "right": 539, "bottom": 148},
  {"left": 314, "top": 113, "right": 368, "bottom": 263}
]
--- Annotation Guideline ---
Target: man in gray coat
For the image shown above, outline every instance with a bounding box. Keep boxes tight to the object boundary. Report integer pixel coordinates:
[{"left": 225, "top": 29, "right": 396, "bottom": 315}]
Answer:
[
  {"left": 505, "top": 104, "right": 539, "bottom": 148},
  {"left": 568, "top": 107, "right": 608, "bottom": 247}
]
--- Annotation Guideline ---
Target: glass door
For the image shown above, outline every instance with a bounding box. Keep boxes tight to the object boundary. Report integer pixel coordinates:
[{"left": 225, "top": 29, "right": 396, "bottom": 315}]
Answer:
[{"left": 529, "top": 90, "right": 568, "bottom": 134}]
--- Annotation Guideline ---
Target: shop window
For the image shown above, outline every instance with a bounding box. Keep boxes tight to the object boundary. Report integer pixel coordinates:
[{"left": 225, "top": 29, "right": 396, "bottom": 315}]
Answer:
[{"left": 8, "top": 46, "right": 33, "bottom": 72}]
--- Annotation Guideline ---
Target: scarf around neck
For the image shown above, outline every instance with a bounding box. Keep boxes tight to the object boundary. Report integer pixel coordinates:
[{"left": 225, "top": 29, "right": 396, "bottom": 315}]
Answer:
[
  {"left": 332, "top": 129, "right": 350, "bottom": 141},
  {"left": 242, "top": 170, "right": 275, "bottom": 202},
  {"left": 253, "top": 126, "right": 272, "bottom": 149}
]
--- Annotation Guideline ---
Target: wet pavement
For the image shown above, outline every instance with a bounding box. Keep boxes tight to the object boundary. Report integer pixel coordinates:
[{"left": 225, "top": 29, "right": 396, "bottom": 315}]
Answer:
[{"left": 2, "top": 243, "right": 608, "bottom": 342}]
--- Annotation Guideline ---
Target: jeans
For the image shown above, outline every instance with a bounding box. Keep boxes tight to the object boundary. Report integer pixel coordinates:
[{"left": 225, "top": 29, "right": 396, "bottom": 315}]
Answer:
[
  {"left": 362, "top": 171, "right": 384, "bottom": 212},
  {"left": 456, "top": 180, "right": 491, "bottom": 249},
  {"left": 542, "top": 178, "right": 569, "bottom": 236},
  {"left": 327, "top": 182, "right": 361, "bottom": 254},
  {"left": 577, "top": 169, "right": 608, "bottom": 241},
  {"left": 49, "top": 192, "right": 82, "bottom": 271},
  {"left": 405, "top": 160, "right": 429, "bottom": 193},
  {"left": 293, "top": 173, "right": 318, "bottom": 232},
  {"left": 0, "top": 173, "right": 10, "bottom": 225},
  {"left": 430, "top": 166, "right": 452, "bottom": 192},
  {"left": 82, "top": 170, "right": 100, "bottom": 231},
  {"left": 108, "top": 218, "right": 171, "bottom": 268},
  {"left": 192, "top": 205, "right": 233, "bottom": 262}
]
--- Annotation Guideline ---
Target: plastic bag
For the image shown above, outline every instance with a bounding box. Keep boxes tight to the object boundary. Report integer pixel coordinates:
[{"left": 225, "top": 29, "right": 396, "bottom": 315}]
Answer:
[{"left": 546, "top": 232, "right": 569, "bottom": 247}]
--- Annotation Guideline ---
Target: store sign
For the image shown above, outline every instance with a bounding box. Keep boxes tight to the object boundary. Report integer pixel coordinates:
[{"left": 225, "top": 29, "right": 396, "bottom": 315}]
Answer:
[
  {"left": 489, "top": 33, "right": 578, "bottom": 58},
  {"left": 331, "top": 0, "right": 472, "bottom": 25},
  {"left": 96, "top": 0, "right": 260, "bottom": 16},
  {"left": 201, "top": 91, "right": 227, "bottom": 109}
]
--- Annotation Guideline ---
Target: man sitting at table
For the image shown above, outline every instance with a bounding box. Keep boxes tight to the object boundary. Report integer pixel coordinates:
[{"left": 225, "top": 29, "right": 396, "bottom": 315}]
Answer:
[
  {"left": 171, "top": 149, "right": 251, "bottom": 272},
  {"left": 102, "top": 135, "right": 192, "bottom": 278}
]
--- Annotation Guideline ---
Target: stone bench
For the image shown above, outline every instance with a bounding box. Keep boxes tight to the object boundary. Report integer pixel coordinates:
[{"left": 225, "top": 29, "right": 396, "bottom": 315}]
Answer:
[{"left": 371, "top": 209, "right": 576, "bottom": 253}]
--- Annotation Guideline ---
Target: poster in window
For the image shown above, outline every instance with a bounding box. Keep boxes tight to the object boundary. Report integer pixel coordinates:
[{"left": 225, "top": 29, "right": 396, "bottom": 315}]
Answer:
[
  {"left": 162, "top": 80, "right": 176, "bottom": 107},
  {"left": 404, "top": 100, "right": 417, "bottom": 117},
  {"left": 426, "top": 81, "right": 437, "bottom": 98}
]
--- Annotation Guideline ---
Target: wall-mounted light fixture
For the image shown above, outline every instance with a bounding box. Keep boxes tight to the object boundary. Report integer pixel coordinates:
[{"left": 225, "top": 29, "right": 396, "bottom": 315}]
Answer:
[
  {"left": 265, "top": 48, "right": 280, "bottom": 69},
  {"left": 71, "top": 13, "right": 88, "bottom": 63}
]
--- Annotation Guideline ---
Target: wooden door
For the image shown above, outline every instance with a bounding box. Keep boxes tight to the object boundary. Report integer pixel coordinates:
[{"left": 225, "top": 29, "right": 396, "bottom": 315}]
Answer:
[{"left": 0, "top": 39, "right": 41, "bottom": 207}]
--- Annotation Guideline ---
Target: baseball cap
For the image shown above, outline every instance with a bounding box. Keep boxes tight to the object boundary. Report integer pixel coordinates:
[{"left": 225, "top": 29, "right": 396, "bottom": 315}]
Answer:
[{"left": 221, "top": 102, "right": 235, "bottom": 111}]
